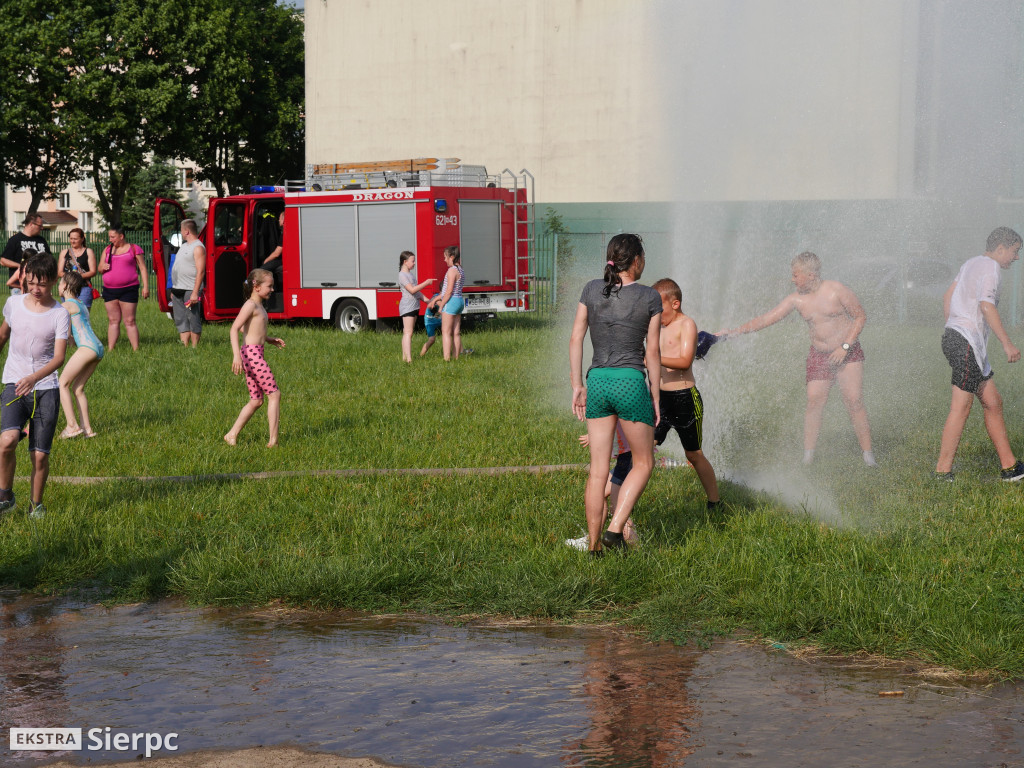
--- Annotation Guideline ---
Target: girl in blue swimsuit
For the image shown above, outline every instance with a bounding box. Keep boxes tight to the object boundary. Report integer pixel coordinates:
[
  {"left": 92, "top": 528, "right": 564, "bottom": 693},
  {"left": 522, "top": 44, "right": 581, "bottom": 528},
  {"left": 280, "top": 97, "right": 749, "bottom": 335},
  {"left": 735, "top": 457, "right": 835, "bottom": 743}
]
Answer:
[{"left": 58, "top": 272, "right": 104, "bottom": 438}]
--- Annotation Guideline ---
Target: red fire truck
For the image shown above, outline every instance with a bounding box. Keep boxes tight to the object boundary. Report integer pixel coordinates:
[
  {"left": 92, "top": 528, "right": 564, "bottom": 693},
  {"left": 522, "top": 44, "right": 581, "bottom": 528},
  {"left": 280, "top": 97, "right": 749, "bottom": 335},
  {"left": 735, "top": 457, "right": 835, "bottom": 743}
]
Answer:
[{"left": 152, "top": 160, "right": 534, "bottom": 330}]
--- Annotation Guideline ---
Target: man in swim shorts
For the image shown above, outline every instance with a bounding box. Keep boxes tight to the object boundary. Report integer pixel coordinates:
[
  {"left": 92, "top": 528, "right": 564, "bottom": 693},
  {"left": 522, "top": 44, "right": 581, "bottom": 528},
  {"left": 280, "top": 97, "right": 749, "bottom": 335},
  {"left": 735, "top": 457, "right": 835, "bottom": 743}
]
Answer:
[
  {"left": 935, "top": 227, "right": 1024, "bottom": 482},
  {"left": 719, "top": 251, "right": 876, "bottom": 466}
]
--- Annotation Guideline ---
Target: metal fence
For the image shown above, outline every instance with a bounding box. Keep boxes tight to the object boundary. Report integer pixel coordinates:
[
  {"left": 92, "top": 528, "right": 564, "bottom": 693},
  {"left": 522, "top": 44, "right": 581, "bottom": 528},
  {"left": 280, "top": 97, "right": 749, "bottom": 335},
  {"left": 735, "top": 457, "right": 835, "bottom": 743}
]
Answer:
[
  {"left": 0, "top": 230, "right": 154, "bottom": 273},
  {"left": 531, "top": 231, "right": 671, "bottom": 318}
]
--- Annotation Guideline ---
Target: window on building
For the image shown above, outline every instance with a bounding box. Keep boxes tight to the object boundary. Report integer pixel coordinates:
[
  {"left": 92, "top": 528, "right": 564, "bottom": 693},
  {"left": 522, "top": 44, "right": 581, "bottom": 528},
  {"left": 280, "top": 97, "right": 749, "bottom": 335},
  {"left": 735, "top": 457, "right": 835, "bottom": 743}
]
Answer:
[
  {"left": 201, "top": 177, "right": 216, "bottom": 191},
  {"left": 177, "top": 167, "right": 195, "bottom": 190},
  {"left": 57, "top": 193, "right": 71, "bottom": 210},
  {"left": 78, "top": 175, "right": 94, "bottom": 192},
  {"left": 12, "top": 186, "right": 26, "bottom": 193},
  {"left": 80, "top": 212, "right": 94, "bottom": 231}
]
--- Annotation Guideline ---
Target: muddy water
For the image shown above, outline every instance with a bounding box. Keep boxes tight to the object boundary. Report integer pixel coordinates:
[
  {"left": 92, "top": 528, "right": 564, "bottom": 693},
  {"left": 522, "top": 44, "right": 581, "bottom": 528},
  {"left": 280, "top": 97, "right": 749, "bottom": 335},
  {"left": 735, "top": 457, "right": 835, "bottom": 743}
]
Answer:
[{"left": 1, "top": 595, "right": 1022, "bottom": 767}]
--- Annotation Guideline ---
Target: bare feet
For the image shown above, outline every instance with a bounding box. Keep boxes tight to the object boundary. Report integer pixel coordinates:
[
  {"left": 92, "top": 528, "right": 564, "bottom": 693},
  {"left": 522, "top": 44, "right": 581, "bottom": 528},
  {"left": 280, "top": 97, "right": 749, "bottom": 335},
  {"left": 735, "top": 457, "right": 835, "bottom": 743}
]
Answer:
[
  {"left": 266, "top": 440, "right": 278, "bottom": 448},
  {"left": 224, "top": 434, "right": 237, "bottom": 446}
]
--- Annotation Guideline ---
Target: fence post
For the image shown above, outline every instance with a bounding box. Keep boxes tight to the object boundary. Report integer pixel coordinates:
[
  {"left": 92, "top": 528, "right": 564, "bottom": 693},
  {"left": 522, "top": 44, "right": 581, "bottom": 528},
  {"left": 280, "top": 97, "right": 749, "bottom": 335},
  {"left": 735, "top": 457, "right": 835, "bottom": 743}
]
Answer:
[{"left": 552, "top": 233, "right": 558, "bottom": 316}]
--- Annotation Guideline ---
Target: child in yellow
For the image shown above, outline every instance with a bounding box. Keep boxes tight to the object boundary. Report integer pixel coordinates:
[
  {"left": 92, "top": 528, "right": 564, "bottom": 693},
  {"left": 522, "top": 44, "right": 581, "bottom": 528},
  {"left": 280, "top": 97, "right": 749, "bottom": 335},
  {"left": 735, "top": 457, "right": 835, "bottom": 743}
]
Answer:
[{"left": 651, "top": 278, "right": 720, "bottom": 508}]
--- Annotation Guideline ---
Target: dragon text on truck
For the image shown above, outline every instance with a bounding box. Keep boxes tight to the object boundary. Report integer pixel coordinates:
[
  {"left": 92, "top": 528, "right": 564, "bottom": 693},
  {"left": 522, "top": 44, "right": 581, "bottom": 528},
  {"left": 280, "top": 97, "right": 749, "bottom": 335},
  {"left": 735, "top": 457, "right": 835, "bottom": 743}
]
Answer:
[{"left": 153, "top": 159, "right": 534, "bottom": 331}]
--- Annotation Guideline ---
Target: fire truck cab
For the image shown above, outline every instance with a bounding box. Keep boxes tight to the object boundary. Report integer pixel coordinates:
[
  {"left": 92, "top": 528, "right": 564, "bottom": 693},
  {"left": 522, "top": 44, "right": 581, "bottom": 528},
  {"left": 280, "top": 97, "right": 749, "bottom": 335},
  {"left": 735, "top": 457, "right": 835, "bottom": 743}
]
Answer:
[{"left": 152, "top": 160, "right": 533, "bottom": 331}]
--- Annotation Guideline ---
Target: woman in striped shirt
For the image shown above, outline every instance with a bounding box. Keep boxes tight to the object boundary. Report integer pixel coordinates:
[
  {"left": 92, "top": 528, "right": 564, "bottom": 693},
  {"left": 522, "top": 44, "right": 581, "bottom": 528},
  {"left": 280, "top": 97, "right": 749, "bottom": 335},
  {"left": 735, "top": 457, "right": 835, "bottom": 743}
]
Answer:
[{"left": 428, "top": 245, "right": 466, "bottom": 361}]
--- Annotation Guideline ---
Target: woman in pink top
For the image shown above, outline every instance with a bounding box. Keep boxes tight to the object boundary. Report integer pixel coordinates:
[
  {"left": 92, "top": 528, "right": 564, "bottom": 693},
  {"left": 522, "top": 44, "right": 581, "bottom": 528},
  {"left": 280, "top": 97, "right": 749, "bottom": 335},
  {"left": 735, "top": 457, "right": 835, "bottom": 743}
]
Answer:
[{"left": 98, "top": 226, "right": 150, "bottom": 350}]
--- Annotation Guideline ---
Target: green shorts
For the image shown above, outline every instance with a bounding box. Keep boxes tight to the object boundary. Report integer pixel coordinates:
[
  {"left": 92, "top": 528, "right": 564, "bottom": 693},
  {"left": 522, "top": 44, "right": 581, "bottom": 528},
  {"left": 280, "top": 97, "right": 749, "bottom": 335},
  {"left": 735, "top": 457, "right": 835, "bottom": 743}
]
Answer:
[{"left": 585, "top": 367, "right": 655, "bottom": 426}]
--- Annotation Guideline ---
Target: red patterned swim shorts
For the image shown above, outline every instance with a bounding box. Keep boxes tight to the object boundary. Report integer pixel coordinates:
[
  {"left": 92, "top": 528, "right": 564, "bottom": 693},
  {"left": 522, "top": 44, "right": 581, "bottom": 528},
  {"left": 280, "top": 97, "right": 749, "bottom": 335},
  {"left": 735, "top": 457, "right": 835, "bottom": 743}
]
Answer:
[
  {"left": 806, "top": 341, "right": 865, "bottom": 383},
  {"left": 241, "top": 344, "right": 279, "bottom": 399}
]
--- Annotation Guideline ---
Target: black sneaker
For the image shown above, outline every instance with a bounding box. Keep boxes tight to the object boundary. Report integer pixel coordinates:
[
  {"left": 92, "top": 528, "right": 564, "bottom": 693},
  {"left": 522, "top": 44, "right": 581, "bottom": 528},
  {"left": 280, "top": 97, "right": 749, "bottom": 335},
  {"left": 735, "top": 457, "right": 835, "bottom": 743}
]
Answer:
[
  {"left": 601, "top": 530, "right": 628, "bottom": 552},
  {"left": 933, "top": 471, "right": 955, "bottom": 483},
  {"left": 1000, "top": 461, "right": 1024, "bottom": 482},
  {"left": 707, "top": 500, "right": 722, "bottom": 511}
]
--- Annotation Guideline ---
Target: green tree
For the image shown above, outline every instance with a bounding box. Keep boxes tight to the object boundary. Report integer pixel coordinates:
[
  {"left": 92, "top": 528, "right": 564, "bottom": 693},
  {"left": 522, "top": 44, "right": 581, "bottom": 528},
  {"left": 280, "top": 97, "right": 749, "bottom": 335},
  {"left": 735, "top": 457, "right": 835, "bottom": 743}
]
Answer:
[
  {"left": 0, "top": 0, "right": 304, "bottom": 227},
  {"left": 181, "top": 0, "right": 305, "bottom": 195},
  {"left": 0, "top": 2, "right": 85, "bottom": 220},
  {"left": 116, "top": 159, "right": 192, "bottom": 231},
  {"left": 59, "top": 0, "right": 194, "bottom": 226}
]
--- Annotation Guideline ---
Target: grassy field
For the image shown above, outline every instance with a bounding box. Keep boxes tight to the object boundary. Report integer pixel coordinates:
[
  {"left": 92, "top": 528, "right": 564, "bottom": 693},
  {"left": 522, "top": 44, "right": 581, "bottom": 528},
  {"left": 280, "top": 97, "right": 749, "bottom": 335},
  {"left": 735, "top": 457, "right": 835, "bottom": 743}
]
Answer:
[{"left": 3, "top": 298, "right": 1024, "bottom": 677}]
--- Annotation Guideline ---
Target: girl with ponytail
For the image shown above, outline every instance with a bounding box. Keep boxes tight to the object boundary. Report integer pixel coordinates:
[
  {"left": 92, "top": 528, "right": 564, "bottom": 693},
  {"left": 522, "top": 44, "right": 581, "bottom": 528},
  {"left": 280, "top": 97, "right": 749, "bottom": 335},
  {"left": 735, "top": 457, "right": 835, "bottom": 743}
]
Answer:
[{"left": 569, "top": 234, "right": 662, "bottom": 555}]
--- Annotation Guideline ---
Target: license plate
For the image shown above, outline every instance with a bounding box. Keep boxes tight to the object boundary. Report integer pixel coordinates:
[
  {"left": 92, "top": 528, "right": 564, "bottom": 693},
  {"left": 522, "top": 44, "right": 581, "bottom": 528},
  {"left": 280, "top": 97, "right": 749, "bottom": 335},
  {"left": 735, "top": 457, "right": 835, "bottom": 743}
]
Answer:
[{"left": 465, "top": 295, "right": 488, "bottom": 308}]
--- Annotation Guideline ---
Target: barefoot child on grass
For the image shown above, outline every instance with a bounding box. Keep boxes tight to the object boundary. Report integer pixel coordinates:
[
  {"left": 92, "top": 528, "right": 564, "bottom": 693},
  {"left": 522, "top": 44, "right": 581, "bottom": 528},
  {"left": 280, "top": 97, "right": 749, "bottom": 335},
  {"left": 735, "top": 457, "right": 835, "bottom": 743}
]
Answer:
[
  {"left": 57, "top": 271, "right": 103, "bottom": 438},
  {"left": 651, "top": 278, "right": 720, "bottom": 508},
  {"left": 225, "top": 269, "right": 284, "bottom": 447}
]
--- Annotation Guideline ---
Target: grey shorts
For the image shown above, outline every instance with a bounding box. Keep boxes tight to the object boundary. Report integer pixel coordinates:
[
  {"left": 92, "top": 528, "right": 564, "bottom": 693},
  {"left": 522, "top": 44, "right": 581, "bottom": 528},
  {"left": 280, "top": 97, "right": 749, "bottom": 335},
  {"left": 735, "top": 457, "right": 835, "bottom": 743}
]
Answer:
[
  {"left": 171, "top": 292, "right": 203, "bottom": 334},
  {"left": 942, "top": 328, "right": 992, "bottom": 394},
  {"left": 1, "top": 385, "right": 59, "bottom": 454}
]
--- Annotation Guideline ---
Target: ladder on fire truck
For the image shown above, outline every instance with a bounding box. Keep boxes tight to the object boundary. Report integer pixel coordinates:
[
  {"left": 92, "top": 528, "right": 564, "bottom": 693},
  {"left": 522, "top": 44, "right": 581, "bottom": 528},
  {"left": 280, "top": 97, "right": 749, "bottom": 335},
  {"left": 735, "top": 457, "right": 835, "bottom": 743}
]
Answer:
[
  {"left": 305, "top": 158, "right": 492, "bottom": 190},
  {"left": 503, "top": 168, "right": 535, "bottom": 314}
]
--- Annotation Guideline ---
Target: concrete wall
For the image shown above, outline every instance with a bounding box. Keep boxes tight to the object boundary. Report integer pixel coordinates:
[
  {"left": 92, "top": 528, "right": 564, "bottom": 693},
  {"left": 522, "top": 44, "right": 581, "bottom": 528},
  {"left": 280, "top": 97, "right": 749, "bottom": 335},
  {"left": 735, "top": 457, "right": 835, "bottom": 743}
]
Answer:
[
  {"left": 305, "top": 1, "right": 914, "bottom": 204},
  {"left": 307, "top": 1, "right": 666, "bottom": 203}
]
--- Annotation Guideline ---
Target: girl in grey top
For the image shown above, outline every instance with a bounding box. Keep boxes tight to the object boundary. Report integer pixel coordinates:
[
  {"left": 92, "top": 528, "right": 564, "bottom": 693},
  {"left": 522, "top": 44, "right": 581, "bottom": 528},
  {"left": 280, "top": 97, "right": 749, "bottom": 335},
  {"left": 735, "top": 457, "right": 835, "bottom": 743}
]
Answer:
[
  {"left": 569, "top": 233, "right": 662, "bottom": 555},
  {"left": 398, "top": 250, "right": 436, "bottom": 363}
]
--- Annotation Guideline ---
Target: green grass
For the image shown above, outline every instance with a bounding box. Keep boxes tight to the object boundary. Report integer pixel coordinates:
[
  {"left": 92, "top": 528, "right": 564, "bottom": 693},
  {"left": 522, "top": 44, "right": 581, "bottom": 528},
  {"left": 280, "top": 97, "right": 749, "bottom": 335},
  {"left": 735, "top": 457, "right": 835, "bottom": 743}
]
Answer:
[{"left": 4, "top": 299, "right": 1024, "bottom": 676}]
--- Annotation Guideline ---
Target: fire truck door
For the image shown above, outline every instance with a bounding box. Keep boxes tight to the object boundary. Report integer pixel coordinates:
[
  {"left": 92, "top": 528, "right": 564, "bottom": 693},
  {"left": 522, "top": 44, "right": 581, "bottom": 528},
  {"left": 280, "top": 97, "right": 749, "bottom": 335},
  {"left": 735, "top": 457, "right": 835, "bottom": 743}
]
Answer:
[
  {"left": 209, "top": 200, "right": 248, "bottom": 312},
  {"left": 153, "top": 198, "right": 185, "bottom": 313},
  {"left": 458, "top": 201, "right": 502, "bottom": 287},
  {"left": 357, "top": 203, "right": 417, "bottom": 288}
]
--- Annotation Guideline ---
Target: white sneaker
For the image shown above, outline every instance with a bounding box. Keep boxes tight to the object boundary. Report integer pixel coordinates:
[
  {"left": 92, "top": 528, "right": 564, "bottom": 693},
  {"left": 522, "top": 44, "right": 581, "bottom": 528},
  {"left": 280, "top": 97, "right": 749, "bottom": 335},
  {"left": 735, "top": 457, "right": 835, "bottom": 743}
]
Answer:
[{"left": 564, "top": 534, "right": 589, "bottom": 550}]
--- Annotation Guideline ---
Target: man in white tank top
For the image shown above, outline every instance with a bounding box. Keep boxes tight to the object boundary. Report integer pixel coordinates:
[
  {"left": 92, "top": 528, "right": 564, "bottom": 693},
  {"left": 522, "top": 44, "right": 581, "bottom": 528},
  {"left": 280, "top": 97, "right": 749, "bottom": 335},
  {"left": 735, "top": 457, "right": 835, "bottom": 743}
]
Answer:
[{"left": 170, "top": 219, "right": 206, "bottom": 347}]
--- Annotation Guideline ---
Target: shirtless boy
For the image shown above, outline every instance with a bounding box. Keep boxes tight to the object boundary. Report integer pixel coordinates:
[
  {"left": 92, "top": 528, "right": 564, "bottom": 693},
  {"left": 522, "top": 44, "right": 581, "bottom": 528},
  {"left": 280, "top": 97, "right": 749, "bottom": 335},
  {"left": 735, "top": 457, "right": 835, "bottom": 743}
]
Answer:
[
  {"left": 719, "top": 252, "right": 876, "bottom": 466},
  {"left": 225, "top": 268, "right": 285, "bottom": 447},
  {"left": 651, "top": 278, "right": 720, "bottom": 507}
]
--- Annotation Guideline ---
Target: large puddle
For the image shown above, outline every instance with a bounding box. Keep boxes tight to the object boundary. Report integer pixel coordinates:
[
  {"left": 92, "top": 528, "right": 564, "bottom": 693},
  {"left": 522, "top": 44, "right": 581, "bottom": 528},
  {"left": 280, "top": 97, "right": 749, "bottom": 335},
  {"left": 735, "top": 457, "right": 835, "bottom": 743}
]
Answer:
[{"left": 1, "top": 594, "right": 1022, "bottom": 767}]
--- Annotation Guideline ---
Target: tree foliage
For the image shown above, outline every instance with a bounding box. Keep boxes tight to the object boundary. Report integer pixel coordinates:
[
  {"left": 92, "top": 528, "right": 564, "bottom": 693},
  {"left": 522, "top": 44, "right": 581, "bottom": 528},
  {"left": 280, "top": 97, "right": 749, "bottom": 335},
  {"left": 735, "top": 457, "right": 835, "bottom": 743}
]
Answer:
[
  {"left": 117, "top": 159, "right": 192, "bottom": 231},
  {"left": 181, "top": 1, "right": 305, "bottom": 195},
  {"left": 0, "top": 1, "right": 85, "bottom": 223},
  {"left": 60, "top": 0, "right": 197, "bottom": 226},
  {"left": 0, "top": 0, "right": 305, "bottom": 225}
]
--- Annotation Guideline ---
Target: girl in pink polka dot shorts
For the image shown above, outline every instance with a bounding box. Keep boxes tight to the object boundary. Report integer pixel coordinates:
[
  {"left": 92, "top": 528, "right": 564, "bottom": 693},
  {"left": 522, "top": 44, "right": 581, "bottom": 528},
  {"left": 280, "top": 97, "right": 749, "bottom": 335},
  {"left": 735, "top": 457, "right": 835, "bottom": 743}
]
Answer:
[{"left": 225, "top": 268, "right": 285, "bottom": 447}]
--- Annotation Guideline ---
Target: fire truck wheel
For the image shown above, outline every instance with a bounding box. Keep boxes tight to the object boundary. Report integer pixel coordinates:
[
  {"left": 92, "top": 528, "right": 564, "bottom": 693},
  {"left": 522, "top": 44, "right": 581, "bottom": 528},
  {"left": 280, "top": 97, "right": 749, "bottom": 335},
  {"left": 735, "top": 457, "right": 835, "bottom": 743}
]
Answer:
[{"left": 333, "top": 299, "right": 369, "bottom": 333}]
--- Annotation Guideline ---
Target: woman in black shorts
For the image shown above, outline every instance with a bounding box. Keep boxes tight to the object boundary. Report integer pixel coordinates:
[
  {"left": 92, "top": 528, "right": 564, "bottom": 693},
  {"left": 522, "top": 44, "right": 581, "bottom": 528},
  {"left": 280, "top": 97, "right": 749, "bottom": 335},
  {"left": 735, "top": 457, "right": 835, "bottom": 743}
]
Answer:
[
  {"left": 569, "top": 234, "right": 662, "bottom": 555},
  {"left": 397, "top": 250, "right": 435, "bottom": 363},
  {"left": 98, "top": 226, "right": 149, "bottom": 351}
]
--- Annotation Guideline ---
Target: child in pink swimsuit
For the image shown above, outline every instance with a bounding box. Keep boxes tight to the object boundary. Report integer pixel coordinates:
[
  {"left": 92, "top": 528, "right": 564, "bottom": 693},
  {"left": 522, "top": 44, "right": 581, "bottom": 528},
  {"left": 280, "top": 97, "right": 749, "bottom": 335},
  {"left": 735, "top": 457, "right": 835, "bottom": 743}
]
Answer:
[{"left": 225, "top": 269, "right": 285, "bottom": 447}]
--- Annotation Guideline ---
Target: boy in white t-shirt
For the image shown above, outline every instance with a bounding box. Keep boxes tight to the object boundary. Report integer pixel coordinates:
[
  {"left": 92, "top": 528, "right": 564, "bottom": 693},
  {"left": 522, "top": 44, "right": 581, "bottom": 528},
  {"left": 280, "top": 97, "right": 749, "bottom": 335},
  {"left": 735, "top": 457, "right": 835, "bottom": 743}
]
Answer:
[
  {"left": 0, "top": 254, "right": 70, "bottom": 516},
  {"left": 936, "top": 227, "right": 1024, "bottom": 482}
]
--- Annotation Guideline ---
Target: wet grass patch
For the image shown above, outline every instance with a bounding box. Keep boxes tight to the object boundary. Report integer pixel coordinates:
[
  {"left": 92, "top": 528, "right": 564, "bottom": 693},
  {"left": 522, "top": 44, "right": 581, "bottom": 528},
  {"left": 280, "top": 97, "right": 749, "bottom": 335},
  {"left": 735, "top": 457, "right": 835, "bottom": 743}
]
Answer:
[
  {"left": 3, "top": 464, "right": 1024, "bottom": 675},
  {"left": 2, "top": 301, "right": 1024, "bottom": 675}
]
